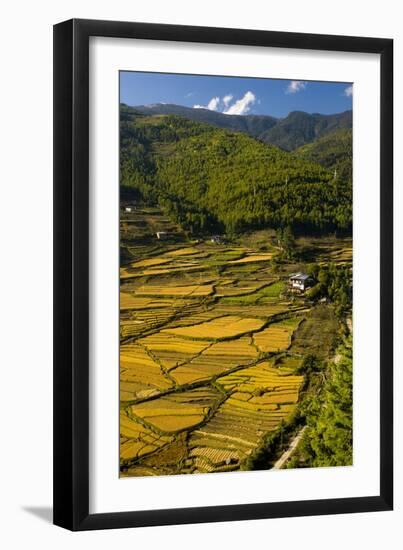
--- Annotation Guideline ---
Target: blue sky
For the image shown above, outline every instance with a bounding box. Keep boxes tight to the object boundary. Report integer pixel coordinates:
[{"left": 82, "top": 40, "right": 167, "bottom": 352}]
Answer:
[{"left": 120, "top": 71, "right": 352, "bottom": 118}]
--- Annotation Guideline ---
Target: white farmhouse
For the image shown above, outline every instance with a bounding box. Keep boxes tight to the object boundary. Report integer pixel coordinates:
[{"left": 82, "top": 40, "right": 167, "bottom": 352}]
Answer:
[
  {"left": 210, "top": 235, "right": 224, "bottom": 244},
  {"left": 288, "top": 272, "right": 314, "bottom": 292}
]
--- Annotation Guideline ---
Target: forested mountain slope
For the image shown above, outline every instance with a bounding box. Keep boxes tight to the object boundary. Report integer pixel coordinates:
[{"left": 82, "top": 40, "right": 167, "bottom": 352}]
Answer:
[
  {"left": 294, "top": 128, "right": 352, "bottom": 184},
  {"left": 131, "top": 103, "right": 352, "bottom": 151},
  {"left": 130, "top": 102, "right": 277, "bottom": 139},
  {"left": 120, "top": 105, "right": 352, "bottom": 234},
  {"left": 260, "top": 110, "right": 352, "bottom": 151}
]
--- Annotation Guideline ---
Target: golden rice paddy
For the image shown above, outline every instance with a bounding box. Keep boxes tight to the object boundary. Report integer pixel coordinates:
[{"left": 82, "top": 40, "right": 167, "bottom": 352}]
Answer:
[
  {"left": 119, "top": 210, "right": 347, "bottom": 475},
  {"left": 137, "top": 333, "right": 210, "bottom": 369},
  {"left": 120, "top": 412, "right": 174, "bottom": 462},
  {"left": 129, "top": 388, "right": 220, "bottom": 434},
  {"left": 228, "top": 253, "right": 274, "bottom": 264},
  {"left": 164, "top": 247, "right": 200, "bottom": 256},
  {"left": 185, "top": 360, "right": 303, "bottom": 473},
  {"left": 135, "top": 284, "right": 214, "bottom": 297},
  {"left": 170, "top": 337, "right": 259, "bottom": 384},
  {"left": 163, "top": 315, "right": 266, "bottom": 340},
  {"left": 131, "top": 257, "right": 172, "bottom": 268},
  {"left": 215, "top": 280, "right": 273, "bottom": 297},
  {"left": 120, "top": 344, "right": 172, "bottom": 401},
  {"left": 120, "top": 293, "right": 174, "bottom": 311},
  {"left": 253, "top": 318, "right": 301, "bottom": 353},
  {"left": 120, "top": 257, "right": 173, "bottom": 279}
]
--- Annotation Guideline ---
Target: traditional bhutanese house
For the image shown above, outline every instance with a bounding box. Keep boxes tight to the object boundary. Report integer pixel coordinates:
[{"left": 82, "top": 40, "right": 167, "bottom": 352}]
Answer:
[
  {"left": 156, "top": 231, "right": 168, "bottom": 240},
  {"left": 125, "top": 207, "right": 132, "bottom": 213},
  {"left": 210, "top": 235, "right": 224, "bottom": 244},
  {"left": 288, "top": 272, "right": 314, "bottom": 292}
]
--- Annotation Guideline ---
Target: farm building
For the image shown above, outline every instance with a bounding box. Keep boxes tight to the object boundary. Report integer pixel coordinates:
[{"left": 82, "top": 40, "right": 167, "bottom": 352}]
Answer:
[
  {"left": 210, "top": 235, "right": 224, "bottom": 244},
  {"left": 156, "top": 231, "right": 169, "bottom": 240},
  {"left": 288, "top": 272, "right": 314, "bottom": 292},
  {"left": 125, "top": 207, "right": 132, "bottom": 213}
]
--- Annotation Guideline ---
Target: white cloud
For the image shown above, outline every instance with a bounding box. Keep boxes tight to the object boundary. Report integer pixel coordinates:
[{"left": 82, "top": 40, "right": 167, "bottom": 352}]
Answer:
[
  {"left": 207, "top": 96, "right": 220, "bottom": 110},
  {"left": 223, "top": 91, "right": 256, "bottom": 115},
  {"left": 223, "top": 94, "right": 234, "bottom": 108},
  {"left": 344, "top": 85, "right": 353, "bottom": 97},
  {"left": 193, "top": 91, "right": 257, "bottom": 115},
  {"left": 286, "top": 81, "right": 307, "bottom": 94},
  {"left": 193, "top": 96, "right": 220, "bottom": 111}
]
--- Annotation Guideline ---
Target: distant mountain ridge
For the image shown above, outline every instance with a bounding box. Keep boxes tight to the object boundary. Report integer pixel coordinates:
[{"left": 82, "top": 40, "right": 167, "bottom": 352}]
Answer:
[{"left": 129, "top": 103, "right": 352, "bottom": 151}]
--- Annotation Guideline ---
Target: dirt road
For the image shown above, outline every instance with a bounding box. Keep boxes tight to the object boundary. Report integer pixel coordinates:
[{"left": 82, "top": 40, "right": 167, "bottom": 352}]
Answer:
[{"left": 272, "top": 426, "right": 307, "bottom": 470}]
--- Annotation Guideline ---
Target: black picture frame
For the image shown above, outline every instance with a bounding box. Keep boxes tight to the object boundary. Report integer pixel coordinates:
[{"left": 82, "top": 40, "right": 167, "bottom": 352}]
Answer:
[{"left": 53, "top": 18, "right": 393, "bottom": 531}]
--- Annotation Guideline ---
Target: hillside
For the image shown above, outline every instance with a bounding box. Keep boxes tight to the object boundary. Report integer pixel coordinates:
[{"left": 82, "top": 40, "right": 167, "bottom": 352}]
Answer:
[
  {"left": 294, "top": 128, "right": 352, "bottom": 184},
  {"left": 130, "top": 103, "right": 352, "bottom": 151},
  {"left": 129, "top": 102, "right": 277, "bottom": 137},
  {"left": 261, "top": 110, "right": 352, "bottom": 151},
  {"left": 120, "top": 106, "right": 352, "bottom": 234}
]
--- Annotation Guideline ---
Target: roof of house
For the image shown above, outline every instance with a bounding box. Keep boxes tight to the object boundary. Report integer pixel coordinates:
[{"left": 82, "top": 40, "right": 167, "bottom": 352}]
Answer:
[{"left": 289, "top": 272, "right": 311, "bottom": 281}]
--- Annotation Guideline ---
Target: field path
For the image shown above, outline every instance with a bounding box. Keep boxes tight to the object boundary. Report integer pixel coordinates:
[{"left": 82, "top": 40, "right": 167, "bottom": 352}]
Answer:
[{"left": 272, "top": 426, "right": 306, "bottom": 470}]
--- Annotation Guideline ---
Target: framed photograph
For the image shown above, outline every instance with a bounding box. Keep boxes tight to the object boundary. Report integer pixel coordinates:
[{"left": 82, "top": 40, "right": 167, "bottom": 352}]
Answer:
[{"left": 53, "top": 19, "right": 393, "bottom": 530}]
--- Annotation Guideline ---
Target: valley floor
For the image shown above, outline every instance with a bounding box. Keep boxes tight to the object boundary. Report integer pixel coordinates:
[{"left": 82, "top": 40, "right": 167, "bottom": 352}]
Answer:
[{"left": 119, "top": 206, "right": 352, "bottom": 476}]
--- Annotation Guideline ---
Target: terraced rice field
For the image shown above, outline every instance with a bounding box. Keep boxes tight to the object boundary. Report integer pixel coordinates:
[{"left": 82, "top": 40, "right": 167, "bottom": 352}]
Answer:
[
  {"left": 119, "top": 208, "right": 346, "bottom": 476},
  {"left": 164, "top": 247, "right": 200, "bottom": 257},
  {"left": 135, "top": 284, "right": 214, "bottom": 297},
  {"left": 228, "top": 253, "right": 274, "bottom": 264},
  {"left": 170, "top": 337, "right": 259, "bottom": 384},
  {"left": 163, "top": 315, "right": 266, "bottom": 340},
  {"left": 253, "top": 318, "right": 302, "bottom": 353}
]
